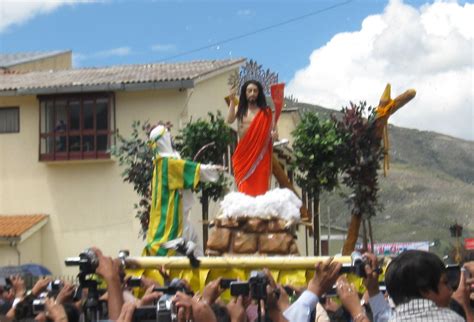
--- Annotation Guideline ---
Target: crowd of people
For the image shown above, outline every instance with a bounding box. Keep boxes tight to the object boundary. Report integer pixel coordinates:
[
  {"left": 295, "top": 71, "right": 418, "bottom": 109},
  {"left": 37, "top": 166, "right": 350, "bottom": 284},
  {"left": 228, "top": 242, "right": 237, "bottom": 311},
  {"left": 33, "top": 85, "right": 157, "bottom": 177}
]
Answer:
[{"left": 0, "top": 248, "right": 473, "bottom": 322}]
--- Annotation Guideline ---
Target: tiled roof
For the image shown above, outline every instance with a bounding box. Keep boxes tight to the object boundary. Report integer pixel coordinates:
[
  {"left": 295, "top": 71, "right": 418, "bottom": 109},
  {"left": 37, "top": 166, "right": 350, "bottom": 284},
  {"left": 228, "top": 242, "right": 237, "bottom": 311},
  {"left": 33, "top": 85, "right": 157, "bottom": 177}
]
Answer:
[
  {"left": 0, "top": 51, "right": 70, "bottom": 68},
  {"left": 0, "top": 58, "right": 245, "bottom": 93},
  {"left": 0, "top": 215, "right": 48, "bottom": 238}
]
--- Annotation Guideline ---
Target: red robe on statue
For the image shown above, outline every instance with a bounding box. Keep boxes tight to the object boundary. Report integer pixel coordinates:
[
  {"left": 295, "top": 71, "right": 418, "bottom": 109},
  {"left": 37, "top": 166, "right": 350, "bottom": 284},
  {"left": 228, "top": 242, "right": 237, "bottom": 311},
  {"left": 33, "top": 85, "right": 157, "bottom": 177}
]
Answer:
[{"left": 232, "top": 108, "right": 273, "bottom": 196}]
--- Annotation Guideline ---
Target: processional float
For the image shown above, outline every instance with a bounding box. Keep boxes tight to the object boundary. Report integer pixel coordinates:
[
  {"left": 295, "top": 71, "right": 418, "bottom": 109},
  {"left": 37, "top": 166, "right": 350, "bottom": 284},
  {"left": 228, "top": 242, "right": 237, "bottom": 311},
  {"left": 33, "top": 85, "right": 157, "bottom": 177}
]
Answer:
[{"left": 125, "top": 61, "right": 416, "bottom": 294}]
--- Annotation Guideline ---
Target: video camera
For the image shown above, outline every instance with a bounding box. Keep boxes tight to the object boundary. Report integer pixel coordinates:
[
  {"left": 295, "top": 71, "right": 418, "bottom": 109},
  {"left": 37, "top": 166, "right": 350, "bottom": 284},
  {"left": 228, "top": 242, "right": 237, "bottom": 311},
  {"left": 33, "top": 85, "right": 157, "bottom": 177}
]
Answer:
[
  {"left": 230, "top": 271, "right": 268, "bottom": 300},
  {"left": 64, "top": 248, "right": 99, "bottom": 275},
  {"left": 132, "top": 278, "right": 190, "bottom": 322},
  {"left": 64, "top": 249, "right": 106, "bottom": 322},
  {"left": 339, "top": 251, "right": 382, "bottom": 278}
]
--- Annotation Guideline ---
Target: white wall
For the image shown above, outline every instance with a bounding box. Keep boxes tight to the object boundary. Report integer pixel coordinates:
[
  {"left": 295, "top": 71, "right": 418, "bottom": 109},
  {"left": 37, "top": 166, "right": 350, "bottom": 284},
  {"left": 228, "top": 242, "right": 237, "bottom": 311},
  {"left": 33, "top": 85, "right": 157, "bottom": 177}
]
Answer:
[{"left": 0, "top": 70, "right": 237, "bottom": 275}]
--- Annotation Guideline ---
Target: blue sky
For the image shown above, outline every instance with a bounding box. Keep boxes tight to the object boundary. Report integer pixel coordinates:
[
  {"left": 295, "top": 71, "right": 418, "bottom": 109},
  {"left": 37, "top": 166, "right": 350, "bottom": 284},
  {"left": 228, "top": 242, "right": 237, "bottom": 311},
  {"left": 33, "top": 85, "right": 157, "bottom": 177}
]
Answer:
[
  {"left": 1, "top": 0, "right": 473, "bottom": 140},
  {"left": 1, "top": 0, "right": 393, "bottom": 81}
]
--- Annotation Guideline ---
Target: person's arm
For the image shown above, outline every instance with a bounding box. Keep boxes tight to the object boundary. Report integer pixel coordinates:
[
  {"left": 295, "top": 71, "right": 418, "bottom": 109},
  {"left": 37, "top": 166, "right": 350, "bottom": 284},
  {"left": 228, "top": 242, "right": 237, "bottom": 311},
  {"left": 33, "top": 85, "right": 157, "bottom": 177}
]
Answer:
[
  {"left": 31, "top": 276, "right": 52, "bottom": 297},
  {"left": 271, "top": 126, "right": 279, "bottom": 141},
  {"left": 368, "top": 293, "right": 392, "bottom": 322},
  {"left": 363, "top": 252, "right": 391, "bottom": 322},
  {"left": 192, "top": 299, "right": 218, "bottom": 322},
  {"left": 283, "top": 290, "right": 318, "bottom": 322},
  {"left": 55, "top": 282, "right": 75, "bottom": 305},
  {"left": 116, "top": 302, "right": 136, "bottom": 322},
  {"left": 92, "top": 247, "right": 124, "bottom": 320},
  {"left": 283, "top": 258, "right": 341, "bottom": 322},
  {"left": 335, "top": 276, "right": 370, "bottom": 322},
  {"left": 5, "top": 275, "right": 32, "bottom": 320},
  {"left": 44, "top": 298, "right": 68, "bottom": 322},
  {"left": 227, "top": 296, "right": 246, "bottom": 322},
  {"left": 271, "top": 112, "right": 279, "bottom": 141},
  {"left": 200, "top": 277, "right": 224, "bottom": 306},
  {"left": 137, "top": 285, "right": 162, "bottom": 307},
  {"left": 226, "top": 88, "right": 238, "bottom": 124},
  {"left": 262, "top": 269, "right": 288, "bottom": 322},
  {"left": 173, "top": 291, "right": 217, "bottom": 322},
  {"left": 199, "top": 164, "right": 225, "bottom": 182}
]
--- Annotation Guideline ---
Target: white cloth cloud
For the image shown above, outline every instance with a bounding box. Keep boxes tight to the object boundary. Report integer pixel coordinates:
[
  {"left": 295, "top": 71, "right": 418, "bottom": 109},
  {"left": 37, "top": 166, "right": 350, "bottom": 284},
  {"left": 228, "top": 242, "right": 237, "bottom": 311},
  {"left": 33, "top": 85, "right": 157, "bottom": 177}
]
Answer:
[
  {"left": 219, "top": 188, "right": 302, "bottom": 222},
  {"left": 287, "top": 0, "right": 473, "bottom": 140},
  {"left": 0, "top": 0, "right": 92, "bottom": 33}
]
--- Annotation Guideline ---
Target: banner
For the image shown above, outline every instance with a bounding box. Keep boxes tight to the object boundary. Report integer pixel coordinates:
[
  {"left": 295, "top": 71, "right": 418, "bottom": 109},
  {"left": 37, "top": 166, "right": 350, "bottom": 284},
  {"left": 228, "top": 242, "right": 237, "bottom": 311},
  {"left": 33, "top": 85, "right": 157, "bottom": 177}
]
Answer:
[
  {"left": 465, "top": 238, "right": 474, "bottom": 250},
  {"left": 357, "top": 241, "right": 430, "bottom": 256}
]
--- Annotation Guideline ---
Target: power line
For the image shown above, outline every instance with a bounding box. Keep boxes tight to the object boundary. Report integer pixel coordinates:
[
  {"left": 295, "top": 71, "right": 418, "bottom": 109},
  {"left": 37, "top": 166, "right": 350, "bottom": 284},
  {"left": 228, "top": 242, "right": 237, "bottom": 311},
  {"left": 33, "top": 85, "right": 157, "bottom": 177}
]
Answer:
[{"left": 159, "top": 0, "right": 353, "bottom": 62}]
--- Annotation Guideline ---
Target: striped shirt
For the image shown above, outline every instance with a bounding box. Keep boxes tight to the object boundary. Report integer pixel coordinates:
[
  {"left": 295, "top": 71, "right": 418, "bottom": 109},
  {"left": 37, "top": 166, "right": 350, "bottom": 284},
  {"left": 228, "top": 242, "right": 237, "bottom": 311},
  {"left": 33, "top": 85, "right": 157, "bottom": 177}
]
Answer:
[{"left": 389, "top": 298, "right": 465, "bottom": 322}]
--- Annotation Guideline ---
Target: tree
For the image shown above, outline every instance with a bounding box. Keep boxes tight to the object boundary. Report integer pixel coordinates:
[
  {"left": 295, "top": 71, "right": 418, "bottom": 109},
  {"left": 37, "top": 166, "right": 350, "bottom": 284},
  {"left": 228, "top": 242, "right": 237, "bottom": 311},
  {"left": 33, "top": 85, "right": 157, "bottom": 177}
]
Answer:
[
  {"left": 111, "top": 120, "right": 164, "bottom": 238},
  {"left": 291, "top": 112, "right": 347, "bottom": 255},
  {"left": 174, "top": 111, "right": 233, "bottom": 248},
  {"left": 336, "top": 102, "right": 384, "bottom": 255}
]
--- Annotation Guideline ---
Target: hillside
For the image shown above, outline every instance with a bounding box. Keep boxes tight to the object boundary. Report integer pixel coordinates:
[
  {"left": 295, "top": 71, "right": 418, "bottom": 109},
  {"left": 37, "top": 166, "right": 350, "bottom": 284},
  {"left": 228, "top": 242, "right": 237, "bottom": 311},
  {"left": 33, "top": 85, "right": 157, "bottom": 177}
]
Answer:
[{"left": 290, "top": 102, "right": 474, "bottom": 248}]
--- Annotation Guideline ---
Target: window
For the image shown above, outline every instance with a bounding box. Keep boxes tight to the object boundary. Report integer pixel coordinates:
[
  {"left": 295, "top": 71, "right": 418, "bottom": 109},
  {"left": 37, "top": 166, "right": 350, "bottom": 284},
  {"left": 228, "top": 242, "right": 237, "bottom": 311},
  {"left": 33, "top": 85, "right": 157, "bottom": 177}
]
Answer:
[
  {"left": 39, "top": 93, "right": 115, "bottom": 161},
  {"left": 0, "top": 107, "right": 19, "bottom": 133}
]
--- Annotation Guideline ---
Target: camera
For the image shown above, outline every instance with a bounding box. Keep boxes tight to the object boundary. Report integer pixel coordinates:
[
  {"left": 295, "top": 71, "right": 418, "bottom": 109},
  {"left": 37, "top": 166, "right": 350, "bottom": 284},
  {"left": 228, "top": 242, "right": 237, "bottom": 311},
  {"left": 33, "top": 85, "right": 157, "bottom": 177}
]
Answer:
[
  {"left": 0, "top": 277, "right": 12, "bottom": 292},
  {"left": 64, "top": 248, "right": 99, "bottom": 275},
  {"left": 219, "top": 278, "right": 237, "bottom": 289},
  {"left": 351, "top": 251, "right": 368, "bottom": 278},
  {"left": 229, "top": 271, "right": 268, "bottom": 300},
  {"left": 126, "top": 277, "right": 142, "bottom": 288},
  {"left": 32, "top": 292, "right": 48, "bottom": 314},
  {"left": 446, "top": 264, "right": 460, "bottom": 290},
  {"left": 48, "top": 279, "right": 63, "bottom": 292},
  {"left": 152, "top": 278, "right": 192, "bottom": 297},
  {"left": 339, "top": 251, "right": 381, "bottom": 278},
  {"left": 132, "top": 278, "right": 188, "bottom": 322}
]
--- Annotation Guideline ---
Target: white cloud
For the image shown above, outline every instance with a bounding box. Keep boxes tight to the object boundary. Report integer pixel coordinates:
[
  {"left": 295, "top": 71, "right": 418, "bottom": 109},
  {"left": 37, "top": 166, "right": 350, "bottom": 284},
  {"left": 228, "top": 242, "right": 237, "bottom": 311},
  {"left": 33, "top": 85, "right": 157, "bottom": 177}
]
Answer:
[
  {"left": 287, "top": 0, "right": 474, "bottom": 140},
  {"left": 0, "top": 0, "right": 93, "bottom": 33},
  {"left": 94, "top": 47, "right": 131, "bottom": 57},
  {"left": 151, "top": 44, "right": 176, "bottom": 52}
]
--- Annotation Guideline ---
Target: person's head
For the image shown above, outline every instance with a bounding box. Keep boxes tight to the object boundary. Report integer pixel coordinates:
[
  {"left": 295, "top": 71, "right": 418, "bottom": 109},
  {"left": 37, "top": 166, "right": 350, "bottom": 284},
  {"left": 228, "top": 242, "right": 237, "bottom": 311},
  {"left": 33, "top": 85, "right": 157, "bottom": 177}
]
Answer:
[
  {"left": 149, "top": 124, "right": 179, "bottom": 158},
  {"left": 385, "top": 250, "right": 452, "bottom": 307},
  {"left": 236, "top": 80, "right": 267, "bottom": 121}
]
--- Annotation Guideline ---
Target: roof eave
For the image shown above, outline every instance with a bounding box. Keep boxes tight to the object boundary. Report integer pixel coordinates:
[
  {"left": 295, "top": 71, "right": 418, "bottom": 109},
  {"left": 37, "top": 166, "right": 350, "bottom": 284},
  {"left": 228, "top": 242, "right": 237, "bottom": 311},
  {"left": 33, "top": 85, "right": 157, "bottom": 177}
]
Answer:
[
  {"left": 19, "top": 217, "right": 49, "bottom": 243},
  {"left": 0, "top": 79, "right": 195, "bottom": 96},
  {"left": 0, "top": 236, "right": 21, "bottom": 245},
  {"left": 0, "top": 216, "right": 49, "bottom": 244}
]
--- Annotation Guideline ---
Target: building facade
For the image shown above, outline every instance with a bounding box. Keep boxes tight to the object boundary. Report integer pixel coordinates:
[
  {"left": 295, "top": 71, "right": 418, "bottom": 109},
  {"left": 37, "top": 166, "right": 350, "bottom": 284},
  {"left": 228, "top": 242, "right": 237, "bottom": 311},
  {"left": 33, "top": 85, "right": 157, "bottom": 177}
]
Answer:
[{"left": 0, "top": 51, "right": 244, "bottom": 275}]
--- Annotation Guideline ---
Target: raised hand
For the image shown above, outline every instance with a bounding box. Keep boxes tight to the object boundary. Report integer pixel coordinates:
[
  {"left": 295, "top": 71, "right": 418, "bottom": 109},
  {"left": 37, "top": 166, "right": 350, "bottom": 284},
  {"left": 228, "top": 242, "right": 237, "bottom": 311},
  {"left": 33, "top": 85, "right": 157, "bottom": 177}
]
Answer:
[
  {"left": 32, "top": 276, "right": 52, "bottom": 297},
  {"left": 363, "top": 252, "right": 380, "bottom": 297},
  {"left": 201, "top": 277, "right": 223, "bottom": 305},
  {"left": 336, "top": 276, "right": 369, "bottom": 322},
  {"left": 308, "top": 257, "right": 341, "bottom": 297},
  {"left": 227, "top": 295, "right": 246, "bottom": 322}
]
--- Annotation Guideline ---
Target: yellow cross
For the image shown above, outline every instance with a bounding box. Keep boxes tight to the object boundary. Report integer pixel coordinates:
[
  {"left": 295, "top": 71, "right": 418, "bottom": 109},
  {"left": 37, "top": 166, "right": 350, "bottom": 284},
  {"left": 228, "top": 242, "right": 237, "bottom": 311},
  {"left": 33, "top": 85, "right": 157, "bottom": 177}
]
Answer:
[{"left": 375, "top": 84, "right": 416, "bottom": 176}]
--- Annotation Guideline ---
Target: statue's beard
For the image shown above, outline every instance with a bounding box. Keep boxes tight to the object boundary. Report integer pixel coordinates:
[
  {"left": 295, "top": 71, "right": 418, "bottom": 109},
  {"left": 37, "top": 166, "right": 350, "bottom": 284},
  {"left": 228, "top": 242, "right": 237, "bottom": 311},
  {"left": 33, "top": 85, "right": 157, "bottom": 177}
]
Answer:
[{"left": 248, "top": 98, "right": 256, "bottom": 104}]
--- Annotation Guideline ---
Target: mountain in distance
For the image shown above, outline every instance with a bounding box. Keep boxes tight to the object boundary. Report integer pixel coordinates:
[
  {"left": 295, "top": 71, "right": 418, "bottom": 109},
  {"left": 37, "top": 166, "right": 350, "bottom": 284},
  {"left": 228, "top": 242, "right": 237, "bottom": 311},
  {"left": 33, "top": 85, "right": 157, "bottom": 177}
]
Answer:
[{"left": 290, "top": 101, "right": 474, "bottom": 252}]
